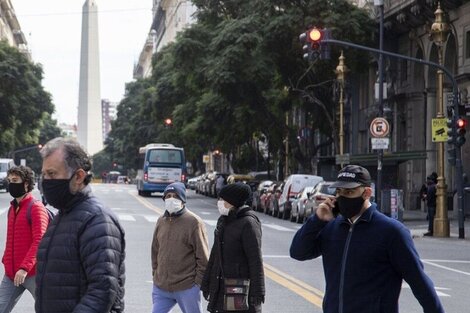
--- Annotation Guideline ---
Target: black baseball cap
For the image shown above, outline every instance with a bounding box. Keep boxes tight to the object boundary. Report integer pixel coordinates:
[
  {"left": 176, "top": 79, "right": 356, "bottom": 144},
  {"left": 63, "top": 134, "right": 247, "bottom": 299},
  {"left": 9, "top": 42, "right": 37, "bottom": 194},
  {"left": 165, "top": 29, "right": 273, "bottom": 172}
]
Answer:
[{"left": 330, "top": 165, "right": 372, "bottom": 189}]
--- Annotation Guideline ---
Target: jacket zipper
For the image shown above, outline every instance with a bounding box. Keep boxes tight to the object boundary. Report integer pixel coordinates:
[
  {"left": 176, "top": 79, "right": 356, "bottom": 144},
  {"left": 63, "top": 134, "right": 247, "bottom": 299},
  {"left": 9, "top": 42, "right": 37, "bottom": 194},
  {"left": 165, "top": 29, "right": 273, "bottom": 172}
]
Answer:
[
  {"left": 338, "top": 223, "right": 354, "bottom": 313},
  {"left": 38, "top": 213, "right": 61, "bottom": 312},
  {"left": 11, "top": 208, "right": 17, "bottom": 278}
]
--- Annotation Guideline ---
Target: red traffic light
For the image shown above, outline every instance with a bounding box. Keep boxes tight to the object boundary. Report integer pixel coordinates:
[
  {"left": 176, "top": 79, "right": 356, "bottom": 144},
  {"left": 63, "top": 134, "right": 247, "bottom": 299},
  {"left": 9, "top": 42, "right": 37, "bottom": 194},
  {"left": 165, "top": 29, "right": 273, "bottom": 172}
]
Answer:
[
  {"left": 457, "top": 118, "right": 467, "bottom": 128},
  {"left": 309, "top": 28, "right": 322, "bottom": 42},
  {"left": 164, "top": 118, "right": 172, "bottom": 125}
]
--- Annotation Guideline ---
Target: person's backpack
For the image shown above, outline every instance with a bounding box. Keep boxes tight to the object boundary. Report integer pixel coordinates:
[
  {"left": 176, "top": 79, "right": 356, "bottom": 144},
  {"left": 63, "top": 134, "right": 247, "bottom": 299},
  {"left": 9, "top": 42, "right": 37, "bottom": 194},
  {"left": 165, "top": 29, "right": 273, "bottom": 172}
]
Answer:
[{"left": 26, "top": 199, "right": 55, "bottom": 225}]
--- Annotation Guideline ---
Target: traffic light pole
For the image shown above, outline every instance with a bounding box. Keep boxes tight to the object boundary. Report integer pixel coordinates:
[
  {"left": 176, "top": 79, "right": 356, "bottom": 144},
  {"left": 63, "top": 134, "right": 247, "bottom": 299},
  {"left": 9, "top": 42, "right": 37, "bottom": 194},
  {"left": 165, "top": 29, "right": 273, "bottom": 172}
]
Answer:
[{"left": 324, "top": 38, "right": 466, "bottom": 238}]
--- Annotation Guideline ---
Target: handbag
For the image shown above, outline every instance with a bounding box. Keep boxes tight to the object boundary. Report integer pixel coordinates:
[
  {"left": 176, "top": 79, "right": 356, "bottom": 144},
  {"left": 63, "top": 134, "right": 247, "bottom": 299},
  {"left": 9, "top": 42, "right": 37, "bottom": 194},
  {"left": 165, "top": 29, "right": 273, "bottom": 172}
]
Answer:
[
  {"left": 223, "top": 278, "right": 250, "bottom": 311},
  {"left": 216, "top": 219, "right": 250, "bottom": 311}
]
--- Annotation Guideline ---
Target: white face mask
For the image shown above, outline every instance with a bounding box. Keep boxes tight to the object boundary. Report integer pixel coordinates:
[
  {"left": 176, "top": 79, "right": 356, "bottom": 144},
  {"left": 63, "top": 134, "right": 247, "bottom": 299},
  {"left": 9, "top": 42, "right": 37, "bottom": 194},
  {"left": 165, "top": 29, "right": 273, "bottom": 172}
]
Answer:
[
  {"left": 165, "top": 198, "right": 183, "bottom": 214},
  {"left": 217, "top": 200, "right": 231, "bottom": 216}
]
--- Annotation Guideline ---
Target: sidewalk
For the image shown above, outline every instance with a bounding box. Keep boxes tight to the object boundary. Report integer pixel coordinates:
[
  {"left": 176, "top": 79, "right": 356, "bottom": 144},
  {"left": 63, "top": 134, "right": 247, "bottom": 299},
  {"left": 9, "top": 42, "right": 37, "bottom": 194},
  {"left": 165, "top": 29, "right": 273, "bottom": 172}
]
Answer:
[{"left": 402, "top": 209, "right": 470, "bottom": 240}]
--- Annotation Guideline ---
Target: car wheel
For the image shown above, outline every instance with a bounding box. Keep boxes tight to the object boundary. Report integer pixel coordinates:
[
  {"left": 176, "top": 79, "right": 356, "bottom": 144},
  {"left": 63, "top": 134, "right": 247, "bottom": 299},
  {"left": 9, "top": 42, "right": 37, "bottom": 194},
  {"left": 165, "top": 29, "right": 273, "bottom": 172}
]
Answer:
[{"left": 296, "top": 213, "right": 304, "bottom": 224}]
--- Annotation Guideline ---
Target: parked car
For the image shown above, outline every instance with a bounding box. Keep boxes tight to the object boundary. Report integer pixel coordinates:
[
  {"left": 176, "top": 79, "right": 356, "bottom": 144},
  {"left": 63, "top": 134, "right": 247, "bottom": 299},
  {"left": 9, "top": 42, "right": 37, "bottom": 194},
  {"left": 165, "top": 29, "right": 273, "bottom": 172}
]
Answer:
[
  {"left": 262, "top": 183, "right": 282, "bottom": 215},
  {"left": 267, "top": 183, "right": 284, "bottom": 216},
  {"left": 304, "top": 181, "right": 336, "bottom": 220},
  {"left": 196, "top": 173, "right": 209, "bottom": 194},
  {"left": 227, "top": 174, "right": 254, "bottom": 184},
  {"left": 277, "top": 174, "right": 323, "bottom": 220},
  {"left": 187, "top": 176, "right": 200, "bottom": 190},
  {"left": 290, "top": 186, "right": 315, "bottom": 223},
  {"left": 0, "top": 158, "right": 15, "bottom": 192},
  {"left": 252, "top": 180, "right": 274, "bottom": 211}
]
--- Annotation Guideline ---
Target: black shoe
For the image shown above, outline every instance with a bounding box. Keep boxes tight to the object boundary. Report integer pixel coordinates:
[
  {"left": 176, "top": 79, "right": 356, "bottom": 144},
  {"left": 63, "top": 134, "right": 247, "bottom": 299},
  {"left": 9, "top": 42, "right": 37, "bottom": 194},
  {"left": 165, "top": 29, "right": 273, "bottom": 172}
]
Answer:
[{"left": 423, "top": 232, "right": 433, "bottom": 237}]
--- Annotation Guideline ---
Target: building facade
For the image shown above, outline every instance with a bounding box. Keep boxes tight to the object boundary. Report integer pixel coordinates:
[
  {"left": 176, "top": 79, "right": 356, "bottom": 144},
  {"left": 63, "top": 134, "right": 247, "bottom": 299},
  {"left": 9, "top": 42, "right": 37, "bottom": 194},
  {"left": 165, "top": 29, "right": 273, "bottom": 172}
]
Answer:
[
  {"left": 134, "top": 0, "right": 196, "bottom": 79},
  {"left": 315, "top": 0, "right": 469, "bottom": 212},
  {"left": 102, "top": 99, "right": 117, "bottom": 141},
  {"left": 0, "top": 0, "right": 29, "bottom": 56}
]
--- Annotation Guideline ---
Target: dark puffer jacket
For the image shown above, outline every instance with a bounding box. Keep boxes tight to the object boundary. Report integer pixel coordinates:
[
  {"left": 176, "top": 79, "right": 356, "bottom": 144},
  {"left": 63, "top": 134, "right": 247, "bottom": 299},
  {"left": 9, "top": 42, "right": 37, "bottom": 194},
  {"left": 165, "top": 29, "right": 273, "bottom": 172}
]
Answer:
[
  {"left": 35, "top": 186, "right": 125, "bottom": 313},
  {"left": 201, "top": 206, "right": 265, "bottom": 313}
]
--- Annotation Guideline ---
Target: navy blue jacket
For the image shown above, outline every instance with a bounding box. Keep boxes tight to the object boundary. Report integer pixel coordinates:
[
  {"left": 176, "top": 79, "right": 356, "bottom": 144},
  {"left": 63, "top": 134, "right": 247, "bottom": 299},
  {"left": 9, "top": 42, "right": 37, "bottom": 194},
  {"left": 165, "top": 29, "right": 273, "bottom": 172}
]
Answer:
[
  {"left": 35, "top": 186, "right": 125, "bottom": 313},
  {"left": 290, "top": 204, "right": 444, "bottom": 313}
]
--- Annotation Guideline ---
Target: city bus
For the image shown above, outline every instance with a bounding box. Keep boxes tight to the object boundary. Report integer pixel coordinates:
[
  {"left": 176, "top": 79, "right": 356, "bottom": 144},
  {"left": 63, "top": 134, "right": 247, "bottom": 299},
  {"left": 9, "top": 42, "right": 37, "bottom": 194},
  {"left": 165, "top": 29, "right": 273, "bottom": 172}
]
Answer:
[{"left": 136, "top": 143, "right": 187, "bottom": 196}]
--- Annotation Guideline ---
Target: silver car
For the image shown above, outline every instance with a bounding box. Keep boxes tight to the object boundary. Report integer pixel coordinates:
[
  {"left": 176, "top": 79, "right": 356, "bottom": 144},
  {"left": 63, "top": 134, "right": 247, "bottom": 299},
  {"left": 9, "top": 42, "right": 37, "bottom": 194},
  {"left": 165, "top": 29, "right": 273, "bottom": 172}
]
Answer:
[
  {"left": 290, "top": 186, "right": 315, "bottom": 223},
  {"left": 303, "top": 182, "right": 336, "bottom": 221}
]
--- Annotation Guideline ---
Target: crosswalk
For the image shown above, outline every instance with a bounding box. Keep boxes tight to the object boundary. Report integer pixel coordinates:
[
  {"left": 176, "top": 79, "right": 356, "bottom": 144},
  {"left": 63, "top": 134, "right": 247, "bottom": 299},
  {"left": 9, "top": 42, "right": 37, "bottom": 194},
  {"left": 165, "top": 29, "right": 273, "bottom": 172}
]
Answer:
[{"left": 112, "top": 211, "right": 300, "bottom": 232}]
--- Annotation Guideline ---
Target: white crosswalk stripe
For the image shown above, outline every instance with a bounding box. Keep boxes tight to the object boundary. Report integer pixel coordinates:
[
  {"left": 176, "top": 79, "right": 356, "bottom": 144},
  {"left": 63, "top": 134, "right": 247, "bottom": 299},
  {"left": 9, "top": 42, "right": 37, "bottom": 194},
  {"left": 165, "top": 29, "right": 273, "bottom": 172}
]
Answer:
[
  {"left": 116, "top": 214, "right": 136, "bottom": 221},
  {"left": 144, "top": 215, "right": 159, "bottom": 223},
  {"left": 263, "top": 224, "right": 296, "bottom": 232}
]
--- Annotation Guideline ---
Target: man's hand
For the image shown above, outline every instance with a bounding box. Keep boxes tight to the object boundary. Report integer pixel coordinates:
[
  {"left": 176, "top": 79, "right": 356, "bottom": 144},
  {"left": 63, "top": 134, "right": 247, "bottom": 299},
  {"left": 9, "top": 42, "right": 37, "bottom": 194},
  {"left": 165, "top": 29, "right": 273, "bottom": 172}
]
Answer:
[
  {"left": 14, "top": 269, "right": 27, "bottom": 287},
  {"left": 316, "top": 197, "right": 336, "bottom": 222}
]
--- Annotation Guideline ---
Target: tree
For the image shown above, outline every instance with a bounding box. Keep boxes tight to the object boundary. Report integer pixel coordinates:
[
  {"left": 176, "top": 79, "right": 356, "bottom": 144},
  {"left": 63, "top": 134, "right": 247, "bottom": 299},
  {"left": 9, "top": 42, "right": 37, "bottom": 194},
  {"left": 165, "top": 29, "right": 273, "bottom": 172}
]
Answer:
[{"left": 0, "top": 41, "right": 54, "bottom": 156}]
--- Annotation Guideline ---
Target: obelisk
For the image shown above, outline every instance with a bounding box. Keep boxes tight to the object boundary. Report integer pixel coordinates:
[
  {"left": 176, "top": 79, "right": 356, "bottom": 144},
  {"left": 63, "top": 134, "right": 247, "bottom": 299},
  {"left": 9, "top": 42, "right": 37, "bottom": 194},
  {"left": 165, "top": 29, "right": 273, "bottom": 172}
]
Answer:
[{"left": 77, "top": 0, "right": 103, "bottom": 155}]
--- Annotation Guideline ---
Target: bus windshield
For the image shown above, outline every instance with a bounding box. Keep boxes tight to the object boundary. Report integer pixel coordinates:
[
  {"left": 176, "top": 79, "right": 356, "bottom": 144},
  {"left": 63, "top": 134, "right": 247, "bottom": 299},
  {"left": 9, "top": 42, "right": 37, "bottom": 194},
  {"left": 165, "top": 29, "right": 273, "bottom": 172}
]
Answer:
[{"left": 147, "top": 149, "right": 182, "bottom": 164}]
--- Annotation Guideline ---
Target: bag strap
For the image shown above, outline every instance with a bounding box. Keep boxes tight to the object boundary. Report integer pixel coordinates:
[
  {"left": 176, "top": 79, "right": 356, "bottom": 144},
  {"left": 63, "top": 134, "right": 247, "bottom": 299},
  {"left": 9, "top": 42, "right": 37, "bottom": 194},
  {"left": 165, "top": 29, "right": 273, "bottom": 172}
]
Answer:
[{"left": 26, "top": 199, "right": 40, "bottom": 225}]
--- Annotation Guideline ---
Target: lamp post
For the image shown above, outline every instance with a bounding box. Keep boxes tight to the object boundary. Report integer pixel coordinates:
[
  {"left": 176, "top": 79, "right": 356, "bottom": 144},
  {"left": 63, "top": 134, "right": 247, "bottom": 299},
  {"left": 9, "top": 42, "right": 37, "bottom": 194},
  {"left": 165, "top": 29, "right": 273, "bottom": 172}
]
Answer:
[
  {"left": 430, "top": 3, "right": 450, "bottom": 237},
  {"left": 335, "top": 51, "right": 348, "bottom": 167},
  {"left": 374, "top": 0, "right": 385, "bottom": 210},
  {"left": 9, "top": 144, "right": 43, "bottom": 164}
]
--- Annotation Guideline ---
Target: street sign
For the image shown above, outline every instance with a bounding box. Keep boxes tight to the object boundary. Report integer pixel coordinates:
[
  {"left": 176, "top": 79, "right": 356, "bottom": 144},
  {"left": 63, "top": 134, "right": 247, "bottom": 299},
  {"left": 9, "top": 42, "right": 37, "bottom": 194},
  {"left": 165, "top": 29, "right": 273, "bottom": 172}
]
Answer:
[
  {"left": 370, "top": 117, "right": 390, "bottom": 138},
  {"left": 371, "top": 137, "right": 389, "bottom": 150},
  {"left": 335, "top": 153, "right": 350, "bottom": 165},
  {"left": 202, "top": 154, "right": 210, "bottom": 163},
  {"left": 432, "top": 118, "right": 448, "bottom": 142}
]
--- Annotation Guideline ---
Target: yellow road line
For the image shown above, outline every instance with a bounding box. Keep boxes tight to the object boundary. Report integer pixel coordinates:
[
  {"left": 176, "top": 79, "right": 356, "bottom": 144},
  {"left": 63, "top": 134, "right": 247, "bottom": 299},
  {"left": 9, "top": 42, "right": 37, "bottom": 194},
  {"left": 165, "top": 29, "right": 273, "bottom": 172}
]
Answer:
[
  {"left": 264, "top": 263, "right": 323, "bottom": 308},
  {"left": 264, "top": 263, "right": 324, "bottom": 298},
  {"left": 129, "top": 191, "right": 324, "bottom": 308},
  {"left": 129, "top": 191, "right": 164, "bottom": 215}
]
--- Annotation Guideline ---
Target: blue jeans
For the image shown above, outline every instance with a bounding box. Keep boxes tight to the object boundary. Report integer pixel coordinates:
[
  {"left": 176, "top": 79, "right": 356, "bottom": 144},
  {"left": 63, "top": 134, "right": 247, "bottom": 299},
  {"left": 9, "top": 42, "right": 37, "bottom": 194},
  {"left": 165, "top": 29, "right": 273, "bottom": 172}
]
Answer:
[
  {"left": 152, "top": 284, "right": 203, "bottom": 313},
  {"left": 0, "top": 275, "right": 36, "bottom": 313}
]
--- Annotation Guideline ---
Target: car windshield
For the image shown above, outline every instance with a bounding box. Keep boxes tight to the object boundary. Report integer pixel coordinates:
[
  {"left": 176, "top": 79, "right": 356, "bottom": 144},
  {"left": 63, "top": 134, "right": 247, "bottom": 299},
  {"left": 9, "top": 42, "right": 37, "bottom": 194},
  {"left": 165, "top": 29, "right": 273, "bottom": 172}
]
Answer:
[
  {"left": 148, "top": 149, "right": 182, "bottom": 164},
  {"left": 0, "top": 163, "right": 8, "bottom": 172}
]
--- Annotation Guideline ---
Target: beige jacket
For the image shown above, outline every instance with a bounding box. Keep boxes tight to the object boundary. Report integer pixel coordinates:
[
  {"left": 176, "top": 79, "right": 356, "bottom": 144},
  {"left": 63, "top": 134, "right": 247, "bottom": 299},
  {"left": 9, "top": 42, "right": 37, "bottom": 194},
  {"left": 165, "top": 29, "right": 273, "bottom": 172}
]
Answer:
[{"left": 151, "top": 208, "right": 209, "bottom": 291}]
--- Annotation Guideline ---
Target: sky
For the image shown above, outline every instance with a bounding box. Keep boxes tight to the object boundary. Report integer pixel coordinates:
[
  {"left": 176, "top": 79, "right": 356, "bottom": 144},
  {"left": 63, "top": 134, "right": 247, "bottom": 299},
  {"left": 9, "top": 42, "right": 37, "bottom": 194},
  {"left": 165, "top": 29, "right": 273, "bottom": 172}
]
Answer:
[{"left": 13, "top": 0, "right": 153, "bottom": 125}]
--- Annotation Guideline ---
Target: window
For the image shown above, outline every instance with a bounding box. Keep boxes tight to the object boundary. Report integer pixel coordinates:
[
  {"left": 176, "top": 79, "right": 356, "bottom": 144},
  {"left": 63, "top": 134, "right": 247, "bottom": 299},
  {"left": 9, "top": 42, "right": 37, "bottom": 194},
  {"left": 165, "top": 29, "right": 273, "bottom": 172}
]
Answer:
[
  {"left": 466, "top": 31, "right": 470, "bottom": 59},
  {"left": 148, "top": 149, "right": 182, "bottom": 164}
]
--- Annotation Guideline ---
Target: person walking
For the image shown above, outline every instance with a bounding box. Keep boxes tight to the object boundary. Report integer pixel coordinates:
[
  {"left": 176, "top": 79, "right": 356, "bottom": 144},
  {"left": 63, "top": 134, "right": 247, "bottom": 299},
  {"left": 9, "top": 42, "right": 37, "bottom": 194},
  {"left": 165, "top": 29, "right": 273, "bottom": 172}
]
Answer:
[
  {"left": 201, "top": 183, "right": 265, "bottom": 313},
  {"left": 290, "top": 165, "right": 444, "bottom": 313},
  {"left": 151, "top": 182, "right": 209, "bottom": 313},
  {"left": 424, "top": 175, "right": 437, "bottom": 237},
  {"left": 0, "top": 166, "right": 49, "bottom": 313},
  {"left": 35, "top": 137, "right": 125, "bottom": 313},
  {"left": 215, "top": 174, "right": 225, "bottom": 197}
]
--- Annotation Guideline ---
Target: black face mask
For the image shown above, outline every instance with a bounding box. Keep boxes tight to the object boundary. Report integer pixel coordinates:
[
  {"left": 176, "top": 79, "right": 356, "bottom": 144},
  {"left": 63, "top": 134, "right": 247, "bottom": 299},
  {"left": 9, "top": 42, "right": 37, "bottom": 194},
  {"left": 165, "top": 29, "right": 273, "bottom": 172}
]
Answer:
[
  {"left": 41, "top": 173, "right": 76, "bottom": 209},
  {"left": 8, "top": 182, "right": 26, "bottom": 199},
  {"left": 336, "top": 193, "right": 365, "bottom": 219}
]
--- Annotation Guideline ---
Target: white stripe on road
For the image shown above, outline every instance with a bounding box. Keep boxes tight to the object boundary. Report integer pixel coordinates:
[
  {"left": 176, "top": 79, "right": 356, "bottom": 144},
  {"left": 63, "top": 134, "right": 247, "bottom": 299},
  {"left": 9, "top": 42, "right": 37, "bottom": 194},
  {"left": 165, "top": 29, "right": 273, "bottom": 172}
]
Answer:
[
  {"left": 144, "top": 215, "right": 159, "bottom": 223},
  {"left": 263, "top": 224, "right": 296, "bottom": 232},
  {"left": 117, "top": 214, "right": 136, "bottom": 221},
  {"left": 205, "top": 220, "right": 217, "bottom": 226},
  {"left": 402, "top": 282, "right": 451, "bottom": 297},
  {"left": 422, "top": 260, "right": 470, "bottom": 276}
]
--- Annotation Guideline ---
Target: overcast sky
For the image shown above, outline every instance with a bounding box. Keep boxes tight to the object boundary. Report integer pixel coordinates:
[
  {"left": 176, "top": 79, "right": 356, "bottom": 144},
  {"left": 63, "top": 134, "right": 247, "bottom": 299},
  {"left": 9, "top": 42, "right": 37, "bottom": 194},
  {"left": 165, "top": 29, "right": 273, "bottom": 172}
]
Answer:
[{"left": 13, "top": 0, "right": 153, "bottom": 125}]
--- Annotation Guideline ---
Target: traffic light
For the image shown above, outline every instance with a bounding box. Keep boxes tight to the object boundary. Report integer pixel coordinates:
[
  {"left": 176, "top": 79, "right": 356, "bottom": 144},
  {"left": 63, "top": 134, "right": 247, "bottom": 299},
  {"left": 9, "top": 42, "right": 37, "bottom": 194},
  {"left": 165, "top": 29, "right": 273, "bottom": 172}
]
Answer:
[
  {"left": 447, "top": 147, "right": 456, "bottom": 165},
  {"left": 456, "top": 117, "right": 467, "bottom": 146},
  {"left": 164, "top": 118, "right": 173, "bottom": 127},
  {"left": 447, "top": 118, "right": 456, "bottom": 145},
  {"left": 299, "top": 27, "right": 330, "bottom": 62}
]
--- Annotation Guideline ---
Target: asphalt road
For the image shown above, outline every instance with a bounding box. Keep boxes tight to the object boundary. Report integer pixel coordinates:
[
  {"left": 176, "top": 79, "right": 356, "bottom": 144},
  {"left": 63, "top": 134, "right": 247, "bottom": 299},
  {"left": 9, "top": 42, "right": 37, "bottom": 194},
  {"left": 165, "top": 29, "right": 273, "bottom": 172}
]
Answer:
[{"left": 0, "top": 183, "right": 469, "bottom": 312}]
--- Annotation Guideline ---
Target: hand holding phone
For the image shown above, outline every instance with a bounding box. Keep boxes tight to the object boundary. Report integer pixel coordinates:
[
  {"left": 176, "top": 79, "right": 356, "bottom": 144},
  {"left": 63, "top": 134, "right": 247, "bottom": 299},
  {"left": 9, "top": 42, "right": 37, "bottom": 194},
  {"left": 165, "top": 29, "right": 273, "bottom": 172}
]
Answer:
[{"left": 316, "top": 197, "right": 337, "bottom": 221}]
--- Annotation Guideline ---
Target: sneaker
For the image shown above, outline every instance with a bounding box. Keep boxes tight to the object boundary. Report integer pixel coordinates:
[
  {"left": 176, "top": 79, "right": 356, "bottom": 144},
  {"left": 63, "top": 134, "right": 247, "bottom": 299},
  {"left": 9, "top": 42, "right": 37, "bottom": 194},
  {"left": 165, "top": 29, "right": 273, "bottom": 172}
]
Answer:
[{"left": 423, "top": 232, "right": 433, "bottom": 237}]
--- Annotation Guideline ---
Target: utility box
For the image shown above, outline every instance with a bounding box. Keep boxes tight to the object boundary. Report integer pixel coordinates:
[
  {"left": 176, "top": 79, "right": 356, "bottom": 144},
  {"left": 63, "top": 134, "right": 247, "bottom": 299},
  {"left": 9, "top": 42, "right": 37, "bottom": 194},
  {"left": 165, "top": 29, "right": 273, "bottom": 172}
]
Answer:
[{"left": 381, "top": 189, "right": 404, "bottom": 222}]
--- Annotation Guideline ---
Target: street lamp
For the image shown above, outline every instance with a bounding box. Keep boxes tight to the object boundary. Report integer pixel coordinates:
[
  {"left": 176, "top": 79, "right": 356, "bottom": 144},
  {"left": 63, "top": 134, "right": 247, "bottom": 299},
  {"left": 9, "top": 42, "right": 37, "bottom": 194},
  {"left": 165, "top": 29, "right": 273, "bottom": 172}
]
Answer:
[
  {"left": 335, "top": 51, "right": 348, "bottom": 167},
  {"left": 374, "top": 0, "right": 385, "bottom": 210},
  {"left": 430, "top": 3, "right": 450, "bottom": 237}
]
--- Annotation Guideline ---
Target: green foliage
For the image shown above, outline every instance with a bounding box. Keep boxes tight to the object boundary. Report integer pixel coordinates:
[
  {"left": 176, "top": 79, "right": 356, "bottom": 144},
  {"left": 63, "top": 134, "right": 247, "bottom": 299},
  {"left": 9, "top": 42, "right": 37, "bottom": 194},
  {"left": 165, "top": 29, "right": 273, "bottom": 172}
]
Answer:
[
  {"left": 107, "top": 0, "right": 375, "bottom": 174},
  {"left": 0, "top": 40, "right": 55, "bottom": 159}
]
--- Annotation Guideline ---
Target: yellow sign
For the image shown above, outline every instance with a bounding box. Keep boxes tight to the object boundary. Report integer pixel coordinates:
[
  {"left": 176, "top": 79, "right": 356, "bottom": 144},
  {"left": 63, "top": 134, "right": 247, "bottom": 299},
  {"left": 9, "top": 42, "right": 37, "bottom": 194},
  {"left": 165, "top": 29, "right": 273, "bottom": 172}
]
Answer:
[
  {"left": 202, "top": 154, "right": 210, "bottom": 163},
  {"left": 432, "top": 118, "right": 448, "bottom": 142}
]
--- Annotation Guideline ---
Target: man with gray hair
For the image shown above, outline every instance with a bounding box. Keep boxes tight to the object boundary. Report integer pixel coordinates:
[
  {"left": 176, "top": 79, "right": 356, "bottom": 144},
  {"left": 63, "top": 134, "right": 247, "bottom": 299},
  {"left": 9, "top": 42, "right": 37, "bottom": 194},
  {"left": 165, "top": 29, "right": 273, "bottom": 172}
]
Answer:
[{"left": 35, "top": 137, "right": 125, "bottom": 313}]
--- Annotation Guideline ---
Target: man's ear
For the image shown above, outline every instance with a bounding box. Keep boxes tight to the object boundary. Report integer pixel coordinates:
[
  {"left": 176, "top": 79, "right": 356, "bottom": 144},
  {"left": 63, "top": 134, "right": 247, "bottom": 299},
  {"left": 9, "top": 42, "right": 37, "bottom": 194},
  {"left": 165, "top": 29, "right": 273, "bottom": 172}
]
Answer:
[
  {"left": 363, "top": 187, "right": 373, "bottom": 199},
  {"left": 74, "top": 169, "right": 87, "bottom": 184}
]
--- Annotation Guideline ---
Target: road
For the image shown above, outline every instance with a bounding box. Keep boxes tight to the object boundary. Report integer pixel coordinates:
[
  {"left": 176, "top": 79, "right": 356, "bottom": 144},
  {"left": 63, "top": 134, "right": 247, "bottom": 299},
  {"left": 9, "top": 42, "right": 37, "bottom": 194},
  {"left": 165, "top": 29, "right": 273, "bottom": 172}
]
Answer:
[{"left": 0, "top": 183, "right": 469, "bottom": 312}]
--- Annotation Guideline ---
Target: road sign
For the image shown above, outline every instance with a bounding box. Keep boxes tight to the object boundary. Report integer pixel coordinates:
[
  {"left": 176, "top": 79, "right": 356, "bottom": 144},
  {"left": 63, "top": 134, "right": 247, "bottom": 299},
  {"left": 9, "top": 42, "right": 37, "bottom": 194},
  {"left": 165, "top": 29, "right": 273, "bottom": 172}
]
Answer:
[
  {"left": 432, "top": 118, "right": 448, "bottom": 142},
  {"left": 371, "top": 137, "right": 389, "bottom": 150},
  {"left": 335, "top": 153, "right": 350, "bottom": 165},
  {"left": 202, "top": 154, "right": 210, "bottom": 163},
  {"left": 370, "top": 117, "right": 390, "bottom": 138}
]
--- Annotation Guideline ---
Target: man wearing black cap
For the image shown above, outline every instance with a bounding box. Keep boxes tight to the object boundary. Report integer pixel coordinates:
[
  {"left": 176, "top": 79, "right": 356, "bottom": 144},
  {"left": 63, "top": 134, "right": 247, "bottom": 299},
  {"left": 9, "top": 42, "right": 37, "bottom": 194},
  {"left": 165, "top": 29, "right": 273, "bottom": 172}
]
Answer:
[{"left": 290, "top": 165, "right": 444, "bottom": 313}]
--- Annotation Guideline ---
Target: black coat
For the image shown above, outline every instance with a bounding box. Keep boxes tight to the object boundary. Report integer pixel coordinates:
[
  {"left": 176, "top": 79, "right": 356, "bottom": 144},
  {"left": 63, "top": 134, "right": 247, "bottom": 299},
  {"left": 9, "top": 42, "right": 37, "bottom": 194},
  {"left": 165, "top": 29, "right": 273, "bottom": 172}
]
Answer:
[
  {"left": 201, "top": 206, "right": 265, "bottom": 313},
  {"left": 35, "top": 186, "right": 126, "bottom": 313}
]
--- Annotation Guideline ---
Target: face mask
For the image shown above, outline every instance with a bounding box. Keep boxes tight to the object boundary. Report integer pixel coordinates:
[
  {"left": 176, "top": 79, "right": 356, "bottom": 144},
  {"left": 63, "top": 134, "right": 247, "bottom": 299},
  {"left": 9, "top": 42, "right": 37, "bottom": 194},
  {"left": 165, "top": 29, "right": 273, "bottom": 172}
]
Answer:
[
  {"left": 165, "top": 198, "right": 183, "bottom": 214},
  {"left": 41, "top": 173, "right": 76, "bottom": 209},
  {"left": 8, "top": 182, "right": 26, "bottom": 198},
  {"left": 217, "top": 200, "right": 231, "bottom": 216},
  {"left": 336, "top": 193, "right": 365, "bottom": 219}
]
